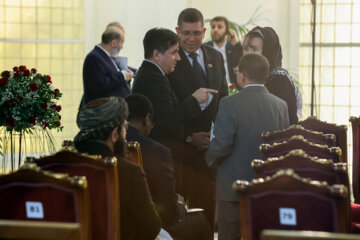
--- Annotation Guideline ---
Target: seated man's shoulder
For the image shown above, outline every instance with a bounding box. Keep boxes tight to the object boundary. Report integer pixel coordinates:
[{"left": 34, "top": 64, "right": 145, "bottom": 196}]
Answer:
[
  {"left": 117, "top": 157, "right": 143, "bottom": 175},
  {"left": 143, "top": 136, "right": 171, "bottom": 157}
]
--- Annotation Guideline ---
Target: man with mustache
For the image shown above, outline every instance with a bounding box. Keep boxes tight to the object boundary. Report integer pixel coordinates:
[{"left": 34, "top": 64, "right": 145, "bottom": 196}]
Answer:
[{"left": 167, "top": 8, "right": 228, "bottom": 232}]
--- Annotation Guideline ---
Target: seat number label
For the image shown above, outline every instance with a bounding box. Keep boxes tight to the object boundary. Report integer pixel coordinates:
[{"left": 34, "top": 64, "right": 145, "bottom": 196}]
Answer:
[
  {"left": 26, "top": 201, "right": 44, "bottom": 219},
  {"left": 279, "top": 207, "right": 296, "bottom": 226}
]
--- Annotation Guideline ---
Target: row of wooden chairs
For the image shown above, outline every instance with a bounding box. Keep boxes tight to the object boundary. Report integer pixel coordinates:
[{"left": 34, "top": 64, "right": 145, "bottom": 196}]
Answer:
[
  {"left": 233, "top": 117, "right": 352, "bottom": 240},
  {"left": 0, "top": 141, "right": 143, "bottom": 240}
]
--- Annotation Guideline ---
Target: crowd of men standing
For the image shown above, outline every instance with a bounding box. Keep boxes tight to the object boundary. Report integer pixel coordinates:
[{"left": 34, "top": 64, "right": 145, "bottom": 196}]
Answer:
[{"left": 77, "top": 7, "right": 292, "bottom": 240}]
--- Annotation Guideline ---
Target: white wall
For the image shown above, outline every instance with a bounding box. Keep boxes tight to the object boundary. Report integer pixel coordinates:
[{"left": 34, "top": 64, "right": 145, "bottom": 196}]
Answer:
[{"left": 84, "top": 0, "right": 299, "bottom": 73}]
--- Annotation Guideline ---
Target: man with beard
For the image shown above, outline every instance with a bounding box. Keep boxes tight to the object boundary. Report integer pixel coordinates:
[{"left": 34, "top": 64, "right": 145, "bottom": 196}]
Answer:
[
  {"left": 167, "top": 8, "right": 228, "bottom": 232},
  {"left": 206, "top": 16, "right": 243, "bottom": 87},
  {"left": 81, "top": 26, "right": 134, "bottom": 106},
  {"left": 73, "top": 97, "right": 161, "bottom": 240}
]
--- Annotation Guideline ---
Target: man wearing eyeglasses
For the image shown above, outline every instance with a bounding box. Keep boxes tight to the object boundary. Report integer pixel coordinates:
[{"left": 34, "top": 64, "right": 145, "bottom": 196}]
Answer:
[{"left": 167, "top": 8, "right": 228, "bottom": 234}]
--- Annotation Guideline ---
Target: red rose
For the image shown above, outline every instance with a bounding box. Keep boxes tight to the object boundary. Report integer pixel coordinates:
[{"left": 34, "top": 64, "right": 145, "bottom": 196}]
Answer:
[
  {"left": 24, "top": 69, "right": 30, "bottom": 76},
  {"left": 55, "top": 121, "right": 61, "bottom": 126},
  {"left": 30, "top": 82, "right": 38, "bottom": 91},
  {"left": 31, "top": 68, "right": 37, "bottom": 74},
  {"left": 50, "top": 104, "right": 56, "bottom": 109},
  {"left": 36, "top": 73, "right": 42, "bottom": 77},
  {"left": 0, "top": 78, "right": 8, "bottom": 87},
  {"left": 5, "top": 118, "right": 15, "bottom": 127},
  {"left": 4, "top": 99, "right": 14, "bottom": 107},
  {"left": 14, "top": 72, "right": 20, "bottom": 78},
  {"left": 229, "top": 83, "right": 236, "bottom": 89},
  {"left": 28, "top": 116, "right": 36, "bottom": 125},
  {"left": 19, "top": 65, "right": 27, "bottom": 71},
  {"left": 56, "top": 105, "right": 62, "bottom": 112},
  {"left": 41, "top": 103, "right": 48, "bottom": 110},
  {"left": 42, "top": 121, "right": 49, "bottom": 128},
  {"left": 1, "top": 71, "right": 10, "bottom": 78},
  {"left": 46, "top": 75, "right": 52, "bottom": 84},
  {"left": 58, "top": 114, "right": 62, "bottom": 119},
  {"left": 13, "top": 66, "right": 19, "bottom": 72},
  {"left": 54, "top": 88, "right": 60, "bottom": 96},
  {"left": 18, "top": 96, "right": 23, "bottom": 101}
]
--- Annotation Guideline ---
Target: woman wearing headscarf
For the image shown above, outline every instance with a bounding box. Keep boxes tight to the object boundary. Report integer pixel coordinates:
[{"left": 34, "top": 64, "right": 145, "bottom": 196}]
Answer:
[{"left": 242, "top": 26, "right": 302, "bottom": 124}]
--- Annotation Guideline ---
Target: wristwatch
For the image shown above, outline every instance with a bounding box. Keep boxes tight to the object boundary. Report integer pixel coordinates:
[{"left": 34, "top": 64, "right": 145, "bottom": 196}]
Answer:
[{"left": 185, "top": 135, "right": 192, "bottom": 143}]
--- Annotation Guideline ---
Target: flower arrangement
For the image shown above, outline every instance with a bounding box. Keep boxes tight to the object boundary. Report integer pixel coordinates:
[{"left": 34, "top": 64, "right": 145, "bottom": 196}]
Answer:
[
  {"left": 228, "top": 83, "right": 239, "bottom": 95},
  {"left": 0, "top": 65, "right": 63, "bottom": 132}
]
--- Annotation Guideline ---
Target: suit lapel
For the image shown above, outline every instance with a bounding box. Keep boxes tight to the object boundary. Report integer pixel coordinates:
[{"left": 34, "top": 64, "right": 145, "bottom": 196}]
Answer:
[
  {"left": 95, "top": 46, "right": 119, "bottom": 72},
  {"left": 201, "top": 45, "right": 215, "bottom": 89}
]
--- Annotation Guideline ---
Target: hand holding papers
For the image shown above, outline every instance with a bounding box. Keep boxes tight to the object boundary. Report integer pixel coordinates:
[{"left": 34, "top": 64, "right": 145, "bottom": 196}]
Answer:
[{"left": 114, "top": 56, "right": 128, "bottom": 70}]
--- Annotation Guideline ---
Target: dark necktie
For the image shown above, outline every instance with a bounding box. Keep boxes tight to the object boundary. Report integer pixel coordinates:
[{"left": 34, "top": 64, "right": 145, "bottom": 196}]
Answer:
[{"left": 189, "top": 53, "right": 207, "bottom": 87}]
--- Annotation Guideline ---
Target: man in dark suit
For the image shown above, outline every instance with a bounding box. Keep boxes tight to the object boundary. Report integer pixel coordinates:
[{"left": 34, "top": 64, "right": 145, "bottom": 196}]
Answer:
[
  {"left": 73, "top": 97, "right": 161, "bottom": 240},
  {"left": 167, "top": 8, "right": 228, "bottom": 230},
  {"left": 206, "top": 54, "right": 290, "bottom": 240},
  {"left": 81, "top": 26, "right": 133, "bottom": 106},
  {"left": 125, "top": 94, "right": 212, "bottom": 240},
  {"left": 205, "top": 16, "right": 243, "bottom": 87},
  {"left": 132, "top": 28, "right": 217, "bottom": 192}
]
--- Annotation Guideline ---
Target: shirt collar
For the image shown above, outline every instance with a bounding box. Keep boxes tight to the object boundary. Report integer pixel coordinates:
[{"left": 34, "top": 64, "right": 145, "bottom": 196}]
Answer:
[
  {"left": 244, "top": 84, "right": 265, "bottom": 88},
  {"left": 96, "top": 44, "right": 111, "bottom": 57},
  {"left": 213, "top": 41, "right": 226, "bottom": 52},
  {"left": 183, "top": 48, "right": 201, "bottom": 58},
  {"left": 144, "top": 59, "right": 165, "bottom": 76}
]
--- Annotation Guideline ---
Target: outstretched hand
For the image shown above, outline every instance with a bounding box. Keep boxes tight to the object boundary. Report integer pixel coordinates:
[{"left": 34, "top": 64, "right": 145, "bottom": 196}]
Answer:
[{"left": 192, "top": 88, "right": 218, "bottom": 104}]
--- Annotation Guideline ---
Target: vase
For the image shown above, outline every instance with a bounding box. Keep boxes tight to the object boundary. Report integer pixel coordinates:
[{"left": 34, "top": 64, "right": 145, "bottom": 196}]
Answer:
[{"left": 1, "top": 127, "right": 57, "bottom": 173}]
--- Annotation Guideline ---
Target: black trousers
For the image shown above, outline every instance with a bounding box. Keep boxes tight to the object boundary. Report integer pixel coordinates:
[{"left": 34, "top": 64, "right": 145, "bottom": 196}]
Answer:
[
  {"left": 181, "top": 147, "right": 216, "bottom": 234},
  {"left": 164, "top": 211, "right": 212, "bottom": 240}
]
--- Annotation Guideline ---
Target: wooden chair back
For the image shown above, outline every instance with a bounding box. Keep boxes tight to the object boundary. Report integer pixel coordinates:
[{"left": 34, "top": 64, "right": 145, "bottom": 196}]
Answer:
[
  {"left": 262, "top": 125, "right": 336, "bottom": 147},
  {"left": 0, "top": 164, "right": 91, "bottom": 240},
  {"left": 0, "top": 220, "right": 81, "bottom": 240},
  {"left": 126, "top": 141, "right": 143, "bottom": 166},
  {"left": 299, "top": 116, "right": 348, "bottom": 163},
  {"left": 259, "top": 135, "right": 342, "bottom": 163},
  {"left": 26, "top": 147, "right": 120, "bottom": 240},
  {"left": 252, "top": 149, "right": 349, "bottom": 188},
  {"left": 261, "top": 230, "right": 360, "bottom": 240},
  {"left": 234, "top": 169, "right": 350, "bottom": 240},
  {"left": 350, "top": 116, "right": 360, "bottom": 203}
]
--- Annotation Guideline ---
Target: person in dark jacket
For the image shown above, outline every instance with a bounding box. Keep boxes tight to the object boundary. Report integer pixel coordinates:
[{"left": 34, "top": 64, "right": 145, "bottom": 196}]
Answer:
[
  {"left": 73, "top": 96, "right": 161, "bottom": 240},
  {"left": 243, "top": 26, "right": 303, "bottom": 124},
  {"left": 126, "top": 93, "right": 212, "bottom": 240},
  {"left": 206, "top": 16, "right": 243, "bottom": 87}
]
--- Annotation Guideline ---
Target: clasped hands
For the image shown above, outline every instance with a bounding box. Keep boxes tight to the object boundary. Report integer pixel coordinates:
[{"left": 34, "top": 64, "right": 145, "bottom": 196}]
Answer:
[{"left": 189, "top": 132, "right": 210, "bottom": 150}]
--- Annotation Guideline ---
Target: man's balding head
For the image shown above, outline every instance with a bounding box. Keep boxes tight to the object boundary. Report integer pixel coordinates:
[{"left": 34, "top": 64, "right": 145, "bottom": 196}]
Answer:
[
  {"left": 107, "top": 21, "right": 125, "bottom": 33},
  {"left": 101, "top": 26, "right": 123, "bottom": 44}
]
